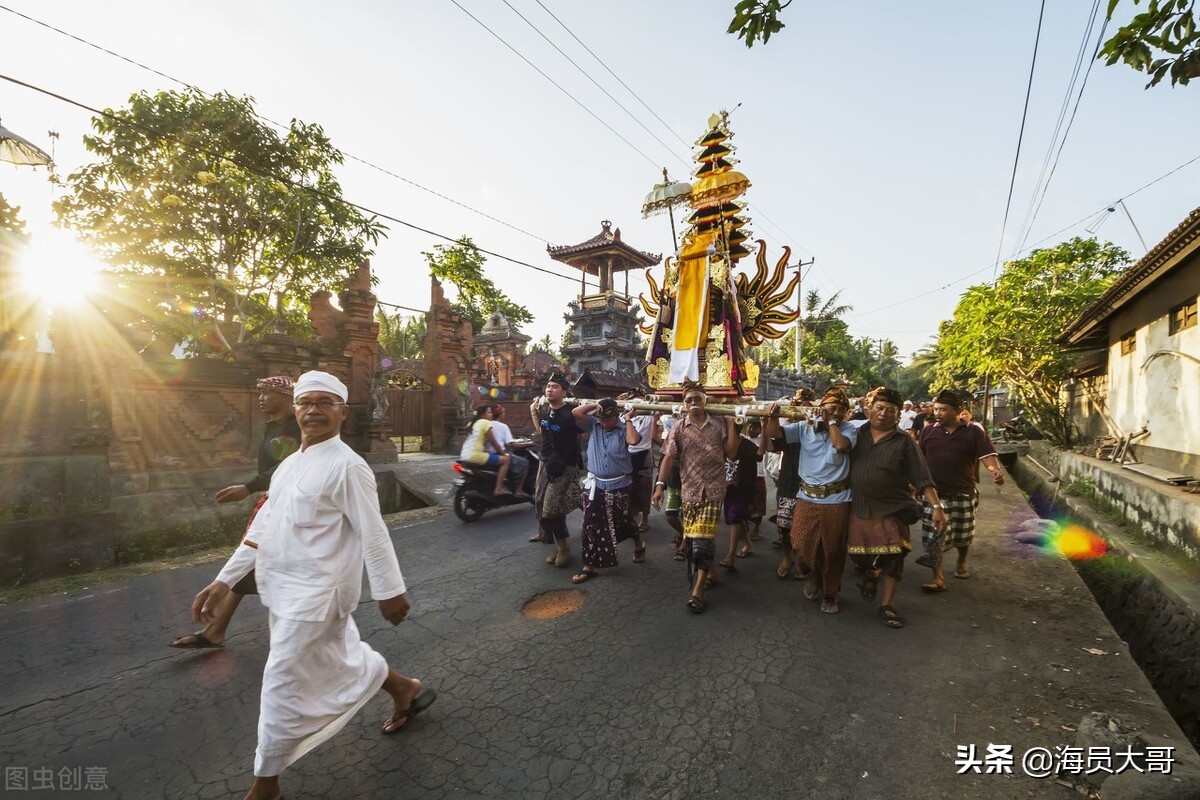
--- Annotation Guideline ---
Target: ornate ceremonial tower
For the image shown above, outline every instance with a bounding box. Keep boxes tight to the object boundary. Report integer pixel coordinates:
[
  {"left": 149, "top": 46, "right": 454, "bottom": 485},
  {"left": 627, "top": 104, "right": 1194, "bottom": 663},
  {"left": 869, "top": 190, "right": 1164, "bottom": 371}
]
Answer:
[
  {"left": 549, "top": 220, "right": 659, "bottom": 377},
  {"left": 640, "top": 112, "right": 800, "bottom": 398}
]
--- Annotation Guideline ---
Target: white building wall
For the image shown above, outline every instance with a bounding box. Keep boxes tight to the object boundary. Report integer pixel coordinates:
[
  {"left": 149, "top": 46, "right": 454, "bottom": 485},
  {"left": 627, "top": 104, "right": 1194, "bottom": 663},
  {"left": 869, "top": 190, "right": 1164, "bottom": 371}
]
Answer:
[{"left": 1106, "top": 293, "right": 1200, "bottom": 463}]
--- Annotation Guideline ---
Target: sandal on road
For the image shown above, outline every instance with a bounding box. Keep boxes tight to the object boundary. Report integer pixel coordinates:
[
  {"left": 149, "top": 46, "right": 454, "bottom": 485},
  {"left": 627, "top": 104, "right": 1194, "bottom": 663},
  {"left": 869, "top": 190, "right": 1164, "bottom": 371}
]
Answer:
[
  {"left": 857, "top": 578, "right": 878, "bottom": 599},
  {"left": 170, "top": 632, "right": 224, "bottom": 649},
  {"left": 954, "top": 569, "right": 972, "bottom": 579},
  {"left": 718, "top": 559, "right": 738, "bottom": 572},
  {"left": 633, "top": 546, "right": 647, "bottom": 564},
  {"left": 382, "top": 687, "right": 437, "bottom": 735},
  {"left": 736, "top": 546, "right": 753, "bottom": 558},
  {"left": 921, "top": 583, "right": 948, "bottom": 594},
  {"left": 571, "top": 569, "right": 597, "bottom": 584},
  {"left": 820, "top": 598, "right": 839, "bottom": 614},
  {"left": 879, "top": 605, "right": 905, "bottom": 629},
  {"left": 686, "top": 595, "right": 706, "bottom": 614},
  {"left": 775, "top": 561, "right": 793, "bottom": 580},
  {"left": 803, "top": 582, "right": 821, "bottom": 601}
]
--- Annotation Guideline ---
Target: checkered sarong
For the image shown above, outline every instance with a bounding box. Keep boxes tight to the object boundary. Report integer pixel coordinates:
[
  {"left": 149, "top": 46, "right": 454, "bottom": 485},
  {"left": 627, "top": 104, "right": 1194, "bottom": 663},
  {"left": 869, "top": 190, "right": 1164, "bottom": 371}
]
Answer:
[
  {"left": 921, "top": 493, "right": 978, "bottom": 552},
  {"left": 681, "top": 500, "right": 722, "bottom": 539}
]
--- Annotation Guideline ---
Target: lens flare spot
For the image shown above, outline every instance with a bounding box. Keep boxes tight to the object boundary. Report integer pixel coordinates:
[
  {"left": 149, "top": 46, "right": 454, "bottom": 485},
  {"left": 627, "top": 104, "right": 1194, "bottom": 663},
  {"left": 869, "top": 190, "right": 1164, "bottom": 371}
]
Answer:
[
  {"left": 437, "top": 374, "right": 447, "bottom": 386},
  {"left": 1054, "top": 525, "right": 1108, "bottom": 560}
]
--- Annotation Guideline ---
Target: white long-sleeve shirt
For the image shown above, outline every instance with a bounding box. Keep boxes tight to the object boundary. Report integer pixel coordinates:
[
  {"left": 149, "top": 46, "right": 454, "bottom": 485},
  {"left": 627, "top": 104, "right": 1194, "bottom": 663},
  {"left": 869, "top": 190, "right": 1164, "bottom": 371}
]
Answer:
[{"left": 216, "top": 436, "right": 407, "bottom": 622}]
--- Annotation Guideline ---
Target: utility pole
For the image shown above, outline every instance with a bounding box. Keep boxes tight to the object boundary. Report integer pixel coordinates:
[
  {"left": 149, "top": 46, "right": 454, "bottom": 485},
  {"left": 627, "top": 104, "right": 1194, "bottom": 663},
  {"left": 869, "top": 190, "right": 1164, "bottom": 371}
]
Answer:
[{"left": 793, "top": 258, "right": 814, "bottom": 371}]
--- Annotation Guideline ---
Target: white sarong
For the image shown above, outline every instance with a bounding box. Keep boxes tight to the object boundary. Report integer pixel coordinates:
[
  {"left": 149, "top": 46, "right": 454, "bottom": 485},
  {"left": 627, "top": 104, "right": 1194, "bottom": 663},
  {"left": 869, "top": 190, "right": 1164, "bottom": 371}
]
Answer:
[{"left": 255, "top": 604, "right": 388, "bottom": 777}]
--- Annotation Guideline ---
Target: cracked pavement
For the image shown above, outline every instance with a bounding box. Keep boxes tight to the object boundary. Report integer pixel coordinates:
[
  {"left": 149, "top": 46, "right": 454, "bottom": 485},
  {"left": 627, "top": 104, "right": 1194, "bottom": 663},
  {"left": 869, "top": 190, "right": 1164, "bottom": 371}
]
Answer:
[{"left": 1, "top": 483, "right": 1198, "bottom": 799}]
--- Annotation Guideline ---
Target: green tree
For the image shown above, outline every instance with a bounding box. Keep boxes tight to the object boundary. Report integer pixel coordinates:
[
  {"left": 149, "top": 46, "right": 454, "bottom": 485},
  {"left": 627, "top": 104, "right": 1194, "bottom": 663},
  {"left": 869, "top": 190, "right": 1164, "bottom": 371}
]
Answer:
[
  {"left": 1101, "top": 0, "right": 1200, "bottom": 87},
  {"left": 376, "top": 309, "right": 425, "bottom": 362},
  {"left": 895, "top": 339, "right": 942, "bottom": 401},
  {"left": 422, "top": 236, "right": 532, "bottom": 334},
  {"left": 936, "top": 237, "right": 1129, "bottom": 446},
  {"left": 728, "top": 1, "right": 1200, "bottom": 88},
  {"left": 727, "top": 0, "right": 792, "bottom": 47},
  {"left": 0, "top": 193, "right": 26, "bottom": 235},
  {"left": 531, "top": 333, "right": 559, "bottom": 357},
  {"left": 0, "top": 193, "right": 30, "bottom": 346},
  {"left": 54, "top": 89, "right": 384, "bottom": 351}
]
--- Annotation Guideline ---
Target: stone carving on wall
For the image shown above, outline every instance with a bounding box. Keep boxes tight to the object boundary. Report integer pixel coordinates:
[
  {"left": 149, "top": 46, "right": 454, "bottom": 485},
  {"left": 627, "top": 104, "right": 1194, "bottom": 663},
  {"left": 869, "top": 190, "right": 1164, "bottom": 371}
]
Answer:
[{"left": 170, "top": 391, "right": 244, "bottom": 441}]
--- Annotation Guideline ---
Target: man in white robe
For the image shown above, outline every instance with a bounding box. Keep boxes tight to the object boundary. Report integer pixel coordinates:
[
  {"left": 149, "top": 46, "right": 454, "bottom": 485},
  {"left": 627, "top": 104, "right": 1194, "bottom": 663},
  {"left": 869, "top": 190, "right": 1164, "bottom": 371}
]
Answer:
[{"left": 190, "top": 370, "right": 435, "bottom": 800}]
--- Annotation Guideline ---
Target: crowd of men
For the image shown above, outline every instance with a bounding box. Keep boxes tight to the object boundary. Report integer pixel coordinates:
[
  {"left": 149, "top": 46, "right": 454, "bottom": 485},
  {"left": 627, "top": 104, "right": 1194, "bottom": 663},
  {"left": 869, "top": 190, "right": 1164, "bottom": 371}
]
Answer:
[
  {"left": 172, "top": 369, "right": 1003, "bottom": 799},
  {"left": 523, "top": 373, "right": 1004, "bottom": 626}
]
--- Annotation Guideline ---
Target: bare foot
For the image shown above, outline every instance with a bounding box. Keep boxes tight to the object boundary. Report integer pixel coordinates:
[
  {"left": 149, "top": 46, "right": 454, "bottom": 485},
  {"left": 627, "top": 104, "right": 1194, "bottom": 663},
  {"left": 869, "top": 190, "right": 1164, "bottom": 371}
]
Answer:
[{"left": 242, "top": 776, "right": 281, "bottom": 800}]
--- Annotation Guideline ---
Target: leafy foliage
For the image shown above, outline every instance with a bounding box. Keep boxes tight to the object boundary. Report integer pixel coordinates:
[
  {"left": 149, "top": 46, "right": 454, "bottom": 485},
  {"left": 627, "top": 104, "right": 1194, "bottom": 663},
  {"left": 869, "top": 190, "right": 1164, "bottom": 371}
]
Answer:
[
  {"left": 0, "top": 193, "right": 27, "bottom": 235},
  {"left": 531, "top": 334, "right": 559, "bottom": 358},
  {"left": 54, "top": 89, "right": 384, "bottom": 351},
  {"left": 422, "top": 236, "right": 533, "bottom": 334},
  {"left": 755, "top": 289, "right": 905, "bottom": 392},
  {"left": 936, "top": 237, "right": 1129, "bottom": 446},
  {"left": 727, "top": 0, "right": 792, "bottom": 47},
  {"left": 1102, "top": 0, "right": 1200, "bottom": 87},
  {"left": 376, "top": 310, "right": 425, "bottom": 362},
  {"left": 725, "top": 0, "right": 1200, "bottom": 88}
]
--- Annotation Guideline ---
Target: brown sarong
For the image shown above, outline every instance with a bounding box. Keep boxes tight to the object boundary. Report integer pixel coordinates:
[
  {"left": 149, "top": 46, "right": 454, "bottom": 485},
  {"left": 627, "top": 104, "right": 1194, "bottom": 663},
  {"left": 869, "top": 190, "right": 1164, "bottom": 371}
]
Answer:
[
  {"left": 847, "top": 514, "right": 912, "bottom": 577},
  {"left": 790, "top": 501, "right": 850, "bottom": 598}
]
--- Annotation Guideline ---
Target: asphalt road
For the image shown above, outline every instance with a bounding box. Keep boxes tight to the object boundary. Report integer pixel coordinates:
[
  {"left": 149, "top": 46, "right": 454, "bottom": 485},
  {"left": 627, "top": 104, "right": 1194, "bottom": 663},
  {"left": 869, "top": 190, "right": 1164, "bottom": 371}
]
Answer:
[{"left": 1, "top": 480, "right": 1196, "bottom": 799}]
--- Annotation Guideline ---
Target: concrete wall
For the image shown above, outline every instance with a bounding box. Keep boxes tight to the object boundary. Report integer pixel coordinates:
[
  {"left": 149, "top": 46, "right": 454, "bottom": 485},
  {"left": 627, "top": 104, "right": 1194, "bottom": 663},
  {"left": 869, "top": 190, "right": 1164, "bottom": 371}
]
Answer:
[
  {"left": 1028, "top": 441, "right": 1200, "bottom": 560},
  {"left": 1084, "top": 258, "right": 1200, "bottom": 476}
]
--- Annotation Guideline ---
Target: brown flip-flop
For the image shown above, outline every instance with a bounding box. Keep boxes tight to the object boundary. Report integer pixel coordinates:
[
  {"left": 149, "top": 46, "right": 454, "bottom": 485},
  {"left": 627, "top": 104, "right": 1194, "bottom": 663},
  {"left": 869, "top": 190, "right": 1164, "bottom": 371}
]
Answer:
[{"left": 383, "top": 687, "right": 438, "bottom": 735}]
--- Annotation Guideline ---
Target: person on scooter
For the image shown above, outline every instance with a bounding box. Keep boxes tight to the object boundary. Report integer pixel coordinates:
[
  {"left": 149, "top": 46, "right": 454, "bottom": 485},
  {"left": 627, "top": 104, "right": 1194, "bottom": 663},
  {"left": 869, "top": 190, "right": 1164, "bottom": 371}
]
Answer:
[
  {"left": 460, "top": 405, "right": 513, "bottom": 496},
  {"left": 488, "top": 403, "right": 533, "bottom": 494}
]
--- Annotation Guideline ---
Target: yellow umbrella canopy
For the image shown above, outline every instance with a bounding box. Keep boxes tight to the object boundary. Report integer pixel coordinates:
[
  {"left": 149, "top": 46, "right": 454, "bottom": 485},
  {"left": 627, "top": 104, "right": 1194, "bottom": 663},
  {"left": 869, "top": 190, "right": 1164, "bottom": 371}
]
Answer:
[{"left": 690, "top": 168, "right": 751, "bottom": 208}]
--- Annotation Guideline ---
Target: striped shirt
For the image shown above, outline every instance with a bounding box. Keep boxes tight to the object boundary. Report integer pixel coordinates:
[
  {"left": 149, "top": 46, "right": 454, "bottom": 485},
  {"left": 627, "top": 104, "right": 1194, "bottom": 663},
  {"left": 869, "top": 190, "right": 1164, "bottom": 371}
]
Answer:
[{"left": 849, "top": 426, "right": 934, "bottom": 519}]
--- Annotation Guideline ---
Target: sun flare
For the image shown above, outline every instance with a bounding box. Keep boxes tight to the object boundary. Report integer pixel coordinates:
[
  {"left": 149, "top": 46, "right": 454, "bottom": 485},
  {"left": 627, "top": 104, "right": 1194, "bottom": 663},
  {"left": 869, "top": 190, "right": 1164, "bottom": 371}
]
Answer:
[{"left": 16, "top": 228, "right": 104, "bottom": 308}]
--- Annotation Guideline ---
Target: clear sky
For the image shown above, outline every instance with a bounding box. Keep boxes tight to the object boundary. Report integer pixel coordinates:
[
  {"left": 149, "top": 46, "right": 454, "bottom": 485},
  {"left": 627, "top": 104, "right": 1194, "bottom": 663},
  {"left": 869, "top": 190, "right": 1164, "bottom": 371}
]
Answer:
[{"left": 2, "top": 0, "right": 1198, "bottom": 359}]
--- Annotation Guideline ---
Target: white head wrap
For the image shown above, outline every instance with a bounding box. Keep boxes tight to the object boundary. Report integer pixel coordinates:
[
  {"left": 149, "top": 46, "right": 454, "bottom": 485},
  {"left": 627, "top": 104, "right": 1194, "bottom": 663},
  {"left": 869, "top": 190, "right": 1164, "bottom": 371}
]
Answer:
[{"left": 293, "top": 370, "right": 348, "bottom": 402}]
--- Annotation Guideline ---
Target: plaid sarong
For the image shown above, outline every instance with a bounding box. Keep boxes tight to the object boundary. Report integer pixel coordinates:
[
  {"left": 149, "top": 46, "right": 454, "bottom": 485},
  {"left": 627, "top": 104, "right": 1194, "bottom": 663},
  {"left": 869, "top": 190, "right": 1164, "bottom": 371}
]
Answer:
[
  {"left": 921, "top": 492, "right": 978, "bottom": 553},
  {"left": 681, "top": 500, "right": 722, "bottom": 539}
]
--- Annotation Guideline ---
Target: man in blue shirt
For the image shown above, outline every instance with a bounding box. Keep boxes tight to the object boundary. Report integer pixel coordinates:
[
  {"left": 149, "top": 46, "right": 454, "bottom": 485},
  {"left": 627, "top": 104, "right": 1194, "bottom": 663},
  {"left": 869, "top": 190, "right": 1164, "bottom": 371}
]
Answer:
[
  {"left": 765, "top": 387, "right": 863, "bottom": 614},
  {"left": 570, "top": 398, "right": 645, "bottom": 583}
]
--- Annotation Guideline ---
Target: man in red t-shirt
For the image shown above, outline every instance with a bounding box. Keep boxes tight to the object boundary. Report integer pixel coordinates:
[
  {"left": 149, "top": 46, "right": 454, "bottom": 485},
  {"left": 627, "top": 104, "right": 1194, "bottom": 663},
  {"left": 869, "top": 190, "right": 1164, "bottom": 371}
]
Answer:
[{"left": 916, "top": 390, "right": 1005, "bottom": 591}]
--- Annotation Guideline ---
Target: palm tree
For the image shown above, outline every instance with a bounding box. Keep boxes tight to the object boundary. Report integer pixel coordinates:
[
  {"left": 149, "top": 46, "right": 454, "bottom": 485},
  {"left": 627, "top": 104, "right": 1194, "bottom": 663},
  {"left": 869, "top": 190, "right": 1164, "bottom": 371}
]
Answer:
[
  {"left": 532, "top": 334, "right": 559, "bottom": 358},
  {"left": 801, "top": 289, "right": 852, "bottom": 335},
  {"left": 376, "top": 310, "right": 425, "bottom": 363}
]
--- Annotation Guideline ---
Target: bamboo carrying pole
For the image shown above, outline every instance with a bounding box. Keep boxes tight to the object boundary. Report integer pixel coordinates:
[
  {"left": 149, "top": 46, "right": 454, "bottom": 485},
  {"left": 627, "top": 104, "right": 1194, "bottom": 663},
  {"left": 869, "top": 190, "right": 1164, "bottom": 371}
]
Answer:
[{"left": 571, "top": 398, "right": 817, "bottom": 423}]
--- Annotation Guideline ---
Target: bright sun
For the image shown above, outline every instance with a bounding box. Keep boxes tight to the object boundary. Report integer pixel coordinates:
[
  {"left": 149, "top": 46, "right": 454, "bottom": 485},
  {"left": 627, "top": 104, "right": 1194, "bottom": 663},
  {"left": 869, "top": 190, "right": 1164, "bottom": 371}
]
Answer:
[{"left": 16, "top": 228, "right": 103, "bottom": 308}]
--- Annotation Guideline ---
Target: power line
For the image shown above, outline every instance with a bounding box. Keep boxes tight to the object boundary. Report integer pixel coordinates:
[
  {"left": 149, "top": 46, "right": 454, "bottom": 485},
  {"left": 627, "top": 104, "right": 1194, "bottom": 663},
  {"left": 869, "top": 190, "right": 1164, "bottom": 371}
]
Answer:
[
  {"left": 1016, "top": 4, "right": 1111, "bottom": 255},
  {"left": 0, "top": 72, "right": 582, "bottom": 286},
  {"left": 531, "top": 0, "right": 693, "bottom": 151},
  {"left": 850, "top": 149, "right": 1200, "bottom": 320},
  {"left": 448, "top": 0, "right": 824, "bottom": 286},
  {"left": 992, "top": 0, "right": 1048, "bottom": 280},
  {"left": 0, "top": 2, "right": 552, "bottom": 244},
  {"left": 447, "top": 0, "right": 661, "bottom": 170},
  {"left": 498, "top": 0, "right": 689, "bottom": 169},
  {"left": 1012, "top": 0, "right": 1102, "bottom": 254}
]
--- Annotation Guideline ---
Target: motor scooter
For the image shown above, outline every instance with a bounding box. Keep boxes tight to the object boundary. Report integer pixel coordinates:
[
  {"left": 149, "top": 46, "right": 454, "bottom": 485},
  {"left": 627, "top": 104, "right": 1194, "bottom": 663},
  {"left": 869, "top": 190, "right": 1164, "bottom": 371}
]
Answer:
[{"left": 452, "top": 443, "right": 538, "bottom": 522}]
